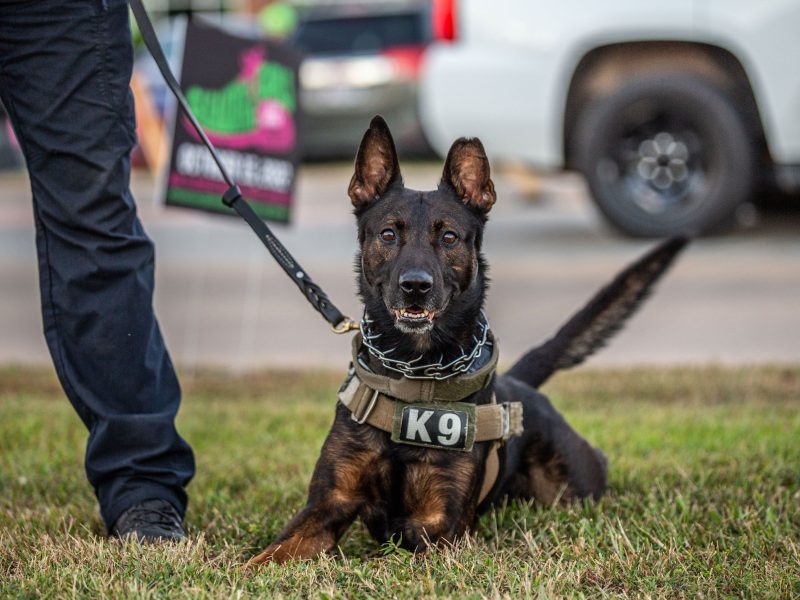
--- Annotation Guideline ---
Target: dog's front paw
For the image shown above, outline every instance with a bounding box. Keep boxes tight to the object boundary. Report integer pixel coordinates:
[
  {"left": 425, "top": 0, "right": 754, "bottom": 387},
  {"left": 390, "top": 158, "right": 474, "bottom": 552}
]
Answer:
[
  {"left": 247, "top": 543, "right": 283, "bottom": 567},
  {"left": 248, "top": 537, "right": 324, "bottom": 566}
]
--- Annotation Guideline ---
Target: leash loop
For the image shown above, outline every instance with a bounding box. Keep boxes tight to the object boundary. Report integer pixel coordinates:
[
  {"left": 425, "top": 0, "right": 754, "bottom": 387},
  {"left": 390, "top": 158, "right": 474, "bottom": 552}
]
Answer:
[{"left": 129, "top": 0, "right": 355, "bottom": 333}]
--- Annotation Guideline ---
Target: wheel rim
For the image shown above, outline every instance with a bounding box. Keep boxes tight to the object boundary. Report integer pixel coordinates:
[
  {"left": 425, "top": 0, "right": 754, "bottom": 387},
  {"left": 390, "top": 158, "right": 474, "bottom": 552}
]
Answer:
[{"left": 595, "top": 104, "right": 710, "bottom": 219}]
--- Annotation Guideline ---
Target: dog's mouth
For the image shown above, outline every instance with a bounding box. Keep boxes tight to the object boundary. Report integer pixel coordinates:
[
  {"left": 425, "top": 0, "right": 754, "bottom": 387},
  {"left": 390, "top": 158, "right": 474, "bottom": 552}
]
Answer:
[
  {"left": 388, "top": 296, "right": 452, "bottom": 335},
  {"left": 393, "top": 305, "right": 435, "bottom": 325}
]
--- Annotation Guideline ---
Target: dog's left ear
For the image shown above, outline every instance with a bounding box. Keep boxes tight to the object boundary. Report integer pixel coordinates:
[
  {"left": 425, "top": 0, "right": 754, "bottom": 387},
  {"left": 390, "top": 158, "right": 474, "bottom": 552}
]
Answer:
[
  {"left": 348, "top": 115, "right": 402, "bottom": 211},
  {"left": 441, "top": 138, "right": 496, "bottom": 214}
]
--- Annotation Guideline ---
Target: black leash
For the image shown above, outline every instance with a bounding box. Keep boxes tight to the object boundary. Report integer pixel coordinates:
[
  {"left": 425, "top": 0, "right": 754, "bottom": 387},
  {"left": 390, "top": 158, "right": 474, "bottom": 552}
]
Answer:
[{"left": 129, "top": 0, "right": 358, "bottom": 333}]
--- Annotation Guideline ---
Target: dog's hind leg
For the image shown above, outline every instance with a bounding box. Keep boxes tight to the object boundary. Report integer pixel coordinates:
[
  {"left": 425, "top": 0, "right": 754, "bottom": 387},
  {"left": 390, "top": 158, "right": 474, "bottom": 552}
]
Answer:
[{"left": 496, "top": 376, "right": 607, "bottom": 505}]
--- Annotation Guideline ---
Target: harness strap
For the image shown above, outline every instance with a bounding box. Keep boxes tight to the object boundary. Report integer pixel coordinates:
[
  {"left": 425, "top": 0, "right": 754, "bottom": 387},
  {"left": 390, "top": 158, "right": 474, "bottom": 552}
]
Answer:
[
  {"left": 351, "top": 333, "right": 499, "bottom": 403},
  {"left": 128, "top": 0, "right": 350, "bottom": 330},
  {"left": 479, "top": 443, "right": 501, "bottom": 504},
  {"left": 338, "top": 374, "right": 521, "bottom": 503},
  {"left": 339, "top": 376, "right": 523, "bottom": 442}
]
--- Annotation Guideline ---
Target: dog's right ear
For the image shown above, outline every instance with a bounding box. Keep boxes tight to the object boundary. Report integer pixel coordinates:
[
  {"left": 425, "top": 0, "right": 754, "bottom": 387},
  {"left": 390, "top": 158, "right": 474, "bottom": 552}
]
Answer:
[{"left": 348, "top": 115, "right": 402, "bottom": 211}]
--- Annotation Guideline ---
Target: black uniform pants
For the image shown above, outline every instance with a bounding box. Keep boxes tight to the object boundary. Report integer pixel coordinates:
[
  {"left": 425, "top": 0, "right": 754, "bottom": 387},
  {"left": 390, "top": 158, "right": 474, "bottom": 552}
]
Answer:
[{"left": 0, "top": 0, "right": 195, "bottom": 530}]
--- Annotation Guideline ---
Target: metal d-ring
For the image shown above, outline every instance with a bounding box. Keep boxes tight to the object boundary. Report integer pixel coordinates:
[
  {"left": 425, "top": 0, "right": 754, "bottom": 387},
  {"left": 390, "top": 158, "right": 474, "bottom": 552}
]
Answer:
[{"left": 352, "top": 388, "right": 380, "bottom": 425}]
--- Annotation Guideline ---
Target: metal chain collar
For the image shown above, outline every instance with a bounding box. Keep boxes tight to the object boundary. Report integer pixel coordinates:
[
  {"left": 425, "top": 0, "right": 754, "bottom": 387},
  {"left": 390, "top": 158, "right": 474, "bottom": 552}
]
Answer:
[{"left": 358, "top": 311, "right": 492, "bottom": 380}]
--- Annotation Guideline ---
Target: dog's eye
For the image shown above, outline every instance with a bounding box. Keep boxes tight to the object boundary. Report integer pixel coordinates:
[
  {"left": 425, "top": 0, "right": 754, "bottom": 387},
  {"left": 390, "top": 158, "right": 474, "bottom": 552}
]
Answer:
[
  {"left": 380, "top": 229, "right": 396, "bottom": 243},
  {"left": 442, "top": 231, "right": 459, "bottom": 246}
]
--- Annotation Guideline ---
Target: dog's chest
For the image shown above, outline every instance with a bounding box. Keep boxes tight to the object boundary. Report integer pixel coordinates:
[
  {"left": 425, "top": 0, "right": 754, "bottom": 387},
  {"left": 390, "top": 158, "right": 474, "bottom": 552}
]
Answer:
[
  {"left": 342, "top": 404, "right": 487, "bottom": 545},
  {"left": 347, "top": 422, "right": 483, "bottom": 545}
]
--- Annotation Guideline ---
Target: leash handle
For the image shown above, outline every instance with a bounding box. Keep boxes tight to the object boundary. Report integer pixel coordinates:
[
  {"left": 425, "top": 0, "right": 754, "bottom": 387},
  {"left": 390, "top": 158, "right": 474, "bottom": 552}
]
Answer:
[{"left": 129, "top": 0, "right": 351, "bottom": 330}]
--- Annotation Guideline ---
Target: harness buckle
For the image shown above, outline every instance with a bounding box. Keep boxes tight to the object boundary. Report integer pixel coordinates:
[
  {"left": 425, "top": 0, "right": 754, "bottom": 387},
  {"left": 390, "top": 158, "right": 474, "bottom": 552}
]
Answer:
[
  {"left": 500, "top": 402, "right": 524, "bottom": 441},
  {"left": 352, "top": 388, "right": 379, "bottom": 425},
  {"left": 500, "top": 403, "right": 511, "bottom": 441}
]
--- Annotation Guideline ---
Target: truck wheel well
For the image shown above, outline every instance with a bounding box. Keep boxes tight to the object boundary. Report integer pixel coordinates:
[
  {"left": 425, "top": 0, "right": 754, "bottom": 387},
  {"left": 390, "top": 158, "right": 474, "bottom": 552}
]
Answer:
[{"left": 563, "top": 41, "right": 769, "bottom": 169}]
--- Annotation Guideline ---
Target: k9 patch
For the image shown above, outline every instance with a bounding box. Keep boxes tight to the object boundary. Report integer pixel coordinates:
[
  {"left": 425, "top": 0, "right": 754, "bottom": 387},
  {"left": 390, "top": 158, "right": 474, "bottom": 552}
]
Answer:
[{"left": 391, "top": 402, "right": 476, "bottom": 452}]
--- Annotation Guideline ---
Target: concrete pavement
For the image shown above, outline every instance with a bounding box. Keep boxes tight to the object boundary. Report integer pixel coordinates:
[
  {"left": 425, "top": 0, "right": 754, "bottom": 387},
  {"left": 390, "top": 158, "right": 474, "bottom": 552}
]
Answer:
[{"left": 1, "top": 163, "right": 798, "bottom": 370}]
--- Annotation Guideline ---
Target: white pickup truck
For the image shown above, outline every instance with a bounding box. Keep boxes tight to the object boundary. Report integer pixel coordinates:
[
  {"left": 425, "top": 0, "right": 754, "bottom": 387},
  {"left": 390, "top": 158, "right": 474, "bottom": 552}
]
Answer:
[{"left": 420, "top": 0, "right": 800, "bottom": 236}]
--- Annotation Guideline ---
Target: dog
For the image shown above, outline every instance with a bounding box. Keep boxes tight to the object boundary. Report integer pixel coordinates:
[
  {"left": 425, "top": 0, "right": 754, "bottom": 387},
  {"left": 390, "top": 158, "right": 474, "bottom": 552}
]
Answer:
[{"left": 250, "top": 116, "right": 686, "bottom": 564}]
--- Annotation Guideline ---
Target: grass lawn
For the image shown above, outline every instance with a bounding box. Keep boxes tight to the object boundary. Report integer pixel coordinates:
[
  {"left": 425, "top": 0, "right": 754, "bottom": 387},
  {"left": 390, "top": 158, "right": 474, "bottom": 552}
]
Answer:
[{"left": 1, "top": 364, "right": 798, "bottom": 598}]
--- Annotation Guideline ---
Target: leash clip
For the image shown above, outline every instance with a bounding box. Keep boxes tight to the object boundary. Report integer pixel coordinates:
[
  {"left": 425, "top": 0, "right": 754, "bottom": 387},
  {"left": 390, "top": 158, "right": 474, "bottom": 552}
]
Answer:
[{"left": 331, "top": 317, "right": 361, "bottom": 335}]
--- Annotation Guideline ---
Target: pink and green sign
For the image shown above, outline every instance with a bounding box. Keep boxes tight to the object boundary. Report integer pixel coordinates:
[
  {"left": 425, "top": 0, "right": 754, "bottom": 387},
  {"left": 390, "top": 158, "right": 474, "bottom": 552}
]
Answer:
[{"left": 166, "top": 20, "right": 302, "bottom": 222}]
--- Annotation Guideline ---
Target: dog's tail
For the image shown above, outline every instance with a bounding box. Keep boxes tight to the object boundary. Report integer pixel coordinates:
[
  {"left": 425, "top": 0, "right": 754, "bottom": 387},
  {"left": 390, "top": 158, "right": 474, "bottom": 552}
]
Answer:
[{"left": 505, "top": 236, "right": 688, "bottom": 389}]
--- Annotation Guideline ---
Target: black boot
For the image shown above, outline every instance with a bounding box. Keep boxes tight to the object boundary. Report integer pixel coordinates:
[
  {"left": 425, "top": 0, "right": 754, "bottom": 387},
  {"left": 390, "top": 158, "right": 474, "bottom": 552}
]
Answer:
[{"left": 112, "top": 499, "right": 185, "bottom": 543}]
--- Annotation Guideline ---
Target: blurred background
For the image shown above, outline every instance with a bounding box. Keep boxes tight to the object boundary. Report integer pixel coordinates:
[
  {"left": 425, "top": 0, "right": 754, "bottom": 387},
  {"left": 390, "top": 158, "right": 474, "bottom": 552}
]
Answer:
[{"left": 1, "top": 0, "right": 798, "bottom": 371}]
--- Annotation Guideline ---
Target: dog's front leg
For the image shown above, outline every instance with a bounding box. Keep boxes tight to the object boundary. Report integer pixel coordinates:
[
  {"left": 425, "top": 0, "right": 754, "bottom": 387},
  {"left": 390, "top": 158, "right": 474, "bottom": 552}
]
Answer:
[
  {"left": 249, "top": 421, "right": 375, "bottom": 565},
  {"left": 248, "top": 498, "right": 360, "bottom": 565}
]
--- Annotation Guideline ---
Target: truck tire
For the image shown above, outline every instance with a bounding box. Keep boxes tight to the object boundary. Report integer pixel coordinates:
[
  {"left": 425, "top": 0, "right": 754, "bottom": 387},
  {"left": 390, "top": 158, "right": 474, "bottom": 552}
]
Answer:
[{"left": 575, "top": 72, "right": 755, "bottom": 237}]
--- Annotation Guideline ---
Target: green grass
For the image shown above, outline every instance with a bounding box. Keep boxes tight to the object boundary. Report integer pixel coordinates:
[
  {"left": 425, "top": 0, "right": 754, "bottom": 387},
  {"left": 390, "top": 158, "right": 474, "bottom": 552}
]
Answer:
[{"left": 1, "top": 365, "right": 798, "bottom": 598}]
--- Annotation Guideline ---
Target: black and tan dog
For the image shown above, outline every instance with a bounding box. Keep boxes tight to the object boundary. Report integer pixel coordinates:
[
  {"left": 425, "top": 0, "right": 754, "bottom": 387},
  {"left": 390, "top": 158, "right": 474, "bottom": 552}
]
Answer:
[{"left": 250, "top": 116, "right": 686, "bottom": 564}]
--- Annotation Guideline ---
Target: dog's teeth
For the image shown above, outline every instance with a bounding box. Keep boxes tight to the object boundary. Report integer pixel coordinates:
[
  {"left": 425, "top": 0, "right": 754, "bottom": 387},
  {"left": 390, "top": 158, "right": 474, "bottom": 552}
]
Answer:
[{"left": 401, "top": 309, "right": 427, "bottom": 318}]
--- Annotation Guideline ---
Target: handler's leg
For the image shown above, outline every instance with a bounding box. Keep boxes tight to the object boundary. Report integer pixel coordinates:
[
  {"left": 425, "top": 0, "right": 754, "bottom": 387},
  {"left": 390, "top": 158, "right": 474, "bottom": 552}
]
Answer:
[{"left": 0, "top": 0, "right": 195, "bottom": 532}]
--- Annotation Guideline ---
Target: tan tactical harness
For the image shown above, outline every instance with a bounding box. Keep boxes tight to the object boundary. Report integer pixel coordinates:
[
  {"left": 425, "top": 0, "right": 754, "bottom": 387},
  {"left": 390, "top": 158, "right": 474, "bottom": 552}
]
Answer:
[{"left": 339, "top": 333, "right": 523, "bottom": 504}]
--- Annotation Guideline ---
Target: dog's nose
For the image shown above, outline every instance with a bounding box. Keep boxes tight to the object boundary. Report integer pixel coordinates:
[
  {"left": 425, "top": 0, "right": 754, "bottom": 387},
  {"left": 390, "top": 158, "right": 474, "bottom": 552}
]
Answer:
[{"left": 399, "top": 270, "right": 433, "bottom": 296}]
